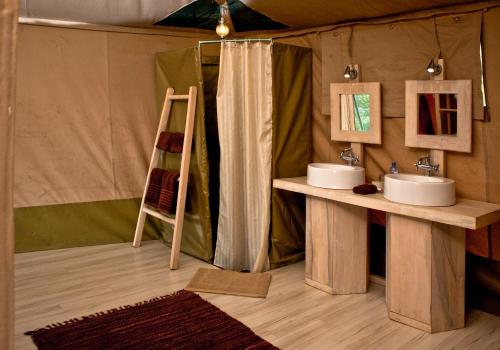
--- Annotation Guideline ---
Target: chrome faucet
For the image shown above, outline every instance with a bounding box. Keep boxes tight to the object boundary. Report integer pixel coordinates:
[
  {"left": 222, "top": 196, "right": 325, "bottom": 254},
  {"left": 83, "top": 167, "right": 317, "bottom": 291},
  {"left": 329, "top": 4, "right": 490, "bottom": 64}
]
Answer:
[
  {"left": 340, "top": 147, "right": 359, "bottom": 166},
  {"left": 415, "top": 156, "right": 439, "bottom": 176}
]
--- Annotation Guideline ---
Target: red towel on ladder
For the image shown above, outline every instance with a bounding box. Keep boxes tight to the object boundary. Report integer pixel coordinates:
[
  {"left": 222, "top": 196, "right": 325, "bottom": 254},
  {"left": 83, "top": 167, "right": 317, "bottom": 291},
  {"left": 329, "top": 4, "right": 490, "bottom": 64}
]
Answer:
[
  {"left": 144, "top": 168, "right": 166, "bottom": 206},
  {"left": 169, "top": 132, "right": 184, "bottom": 153},
  {"left": 156, "top": 132, "right": 172, "bottom": 151},
  {"left": 158, "top": 170, "right": 180, "bottom": 214},
  {"left": 156, "top": 131, "right": 184, "bottom": 153}
]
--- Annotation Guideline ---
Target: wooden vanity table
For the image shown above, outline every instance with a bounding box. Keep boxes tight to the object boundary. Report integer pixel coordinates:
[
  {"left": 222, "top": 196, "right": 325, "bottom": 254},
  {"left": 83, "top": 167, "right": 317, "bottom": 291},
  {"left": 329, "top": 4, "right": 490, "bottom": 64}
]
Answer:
[{"left": 273, "top": 176, "right": 500, "bottom": 333}]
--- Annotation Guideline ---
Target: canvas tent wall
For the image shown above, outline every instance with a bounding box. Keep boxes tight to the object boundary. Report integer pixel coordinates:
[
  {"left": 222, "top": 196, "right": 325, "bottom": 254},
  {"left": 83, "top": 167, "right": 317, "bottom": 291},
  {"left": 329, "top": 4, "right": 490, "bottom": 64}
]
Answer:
[
  {"left": 13, "top": 24, "right": 310, "bottom": 269},
  {"left": 13, "top": 24, "right": 213, "bottom": 252},
  {"left": 155, "top": 43, "right": 311, "bottom": 268}
]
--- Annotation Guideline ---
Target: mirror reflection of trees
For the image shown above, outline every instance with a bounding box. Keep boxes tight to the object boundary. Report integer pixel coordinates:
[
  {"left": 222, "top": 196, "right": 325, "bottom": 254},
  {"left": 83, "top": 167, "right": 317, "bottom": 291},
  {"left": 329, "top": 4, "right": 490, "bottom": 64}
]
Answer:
[{"left": 340, "top": 94, "right": 370, "bottom": 132}]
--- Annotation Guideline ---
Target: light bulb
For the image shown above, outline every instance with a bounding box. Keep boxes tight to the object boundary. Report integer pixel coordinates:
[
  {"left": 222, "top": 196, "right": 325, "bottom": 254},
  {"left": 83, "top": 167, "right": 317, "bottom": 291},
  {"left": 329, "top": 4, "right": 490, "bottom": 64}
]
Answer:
[
  {"left": 427, "top": 59, "right": 435, "bottom": 73},
  {"left": 216, "top": 22, "right": 229, "bottom": 38}
]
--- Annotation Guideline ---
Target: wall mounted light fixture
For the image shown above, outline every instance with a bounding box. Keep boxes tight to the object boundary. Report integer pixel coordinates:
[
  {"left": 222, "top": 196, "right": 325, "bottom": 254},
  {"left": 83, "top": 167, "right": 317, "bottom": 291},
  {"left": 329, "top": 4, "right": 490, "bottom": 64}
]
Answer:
[
  {"left": 216, "top": 5, "right": 230, "bottom": 39},
  {"left": 343, "top": 65, "right": 358, "bottom": 80},
  {"left": 426, "top": 59, "right": 442, "bottom": 76}
]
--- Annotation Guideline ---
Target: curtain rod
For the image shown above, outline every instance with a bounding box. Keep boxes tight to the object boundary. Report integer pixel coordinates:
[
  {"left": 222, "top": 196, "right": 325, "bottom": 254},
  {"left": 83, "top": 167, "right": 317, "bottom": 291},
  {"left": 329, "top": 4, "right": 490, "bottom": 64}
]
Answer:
[{"left": 198, "top": 38, "right": 273, "bottom": 47}]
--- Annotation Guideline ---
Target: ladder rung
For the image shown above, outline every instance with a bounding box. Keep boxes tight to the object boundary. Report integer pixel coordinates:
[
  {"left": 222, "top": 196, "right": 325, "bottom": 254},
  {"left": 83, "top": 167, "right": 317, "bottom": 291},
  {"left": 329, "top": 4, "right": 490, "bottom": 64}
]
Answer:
[
  {"left": 168, "top": 95, "right": 190, "bottom": 100},
  {"left": 143, "top": 207, "right": 176, "bottom": 224}
]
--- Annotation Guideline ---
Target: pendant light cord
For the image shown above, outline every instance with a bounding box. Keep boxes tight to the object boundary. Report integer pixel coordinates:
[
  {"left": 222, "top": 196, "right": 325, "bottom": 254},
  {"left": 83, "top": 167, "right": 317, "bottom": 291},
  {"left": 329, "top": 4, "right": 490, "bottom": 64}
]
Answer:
[
  {"left": 433, "top": 17, "right": 442, "bottom": 59},
  {"left": 347, "top": 25, "right": 354, "bottom": 62}
]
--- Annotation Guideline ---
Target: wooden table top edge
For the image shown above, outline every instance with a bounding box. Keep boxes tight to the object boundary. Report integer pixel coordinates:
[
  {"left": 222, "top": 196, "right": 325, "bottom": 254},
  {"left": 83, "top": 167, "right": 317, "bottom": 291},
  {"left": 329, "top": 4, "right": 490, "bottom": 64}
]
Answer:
[{"left": 273, "top": 177, "right": 500, "bottom": 230}]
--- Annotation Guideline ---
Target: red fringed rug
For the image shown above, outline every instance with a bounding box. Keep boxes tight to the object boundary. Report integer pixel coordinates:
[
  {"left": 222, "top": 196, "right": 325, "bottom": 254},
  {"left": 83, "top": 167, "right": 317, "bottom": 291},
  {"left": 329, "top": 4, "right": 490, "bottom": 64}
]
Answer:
[{"left": 26, "top": 290, "right": 278, "bottom": 350}]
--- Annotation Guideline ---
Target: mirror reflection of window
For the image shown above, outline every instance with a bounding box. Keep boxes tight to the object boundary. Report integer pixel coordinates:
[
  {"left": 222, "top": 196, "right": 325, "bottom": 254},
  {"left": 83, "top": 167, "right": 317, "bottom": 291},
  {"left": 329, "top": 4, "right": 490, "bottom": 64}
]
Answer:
[
  {"left": 340, "top": 94, "right": 370, "bottom": 132},
  {"left": 417, "top": 93, "right": 458, "bottom": 136}
]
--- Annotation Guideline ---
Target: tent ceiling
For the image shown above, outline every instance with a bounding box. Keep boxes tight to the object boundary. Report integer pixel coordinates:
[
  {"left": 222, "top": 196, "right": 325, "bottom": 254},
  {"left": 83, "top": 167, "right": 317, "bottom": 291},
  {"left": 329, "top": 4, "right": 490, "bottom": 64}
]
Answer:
[
  {"left": 19, "top": 0, "right": 477, "bottom": 30},
  {"left": 155, "top": 0, "right": 288, "bottom": 32},
  {"left": 18, "top": 0, "right": 191, "bottom": 27},
  {"left": 245, "top": 0, "right": 476, "bottom": 28}
]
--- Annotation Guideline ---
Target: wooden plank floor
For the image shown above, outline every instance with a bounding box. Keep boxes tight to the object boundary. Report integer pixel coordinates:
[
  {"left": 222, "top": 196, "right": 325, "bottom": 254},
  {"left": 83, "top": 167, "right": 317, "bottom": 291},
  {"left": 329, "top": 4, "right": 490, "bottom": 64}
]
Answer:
[{"left": 15, "top": 240, "right": 500, "bottom": 349}]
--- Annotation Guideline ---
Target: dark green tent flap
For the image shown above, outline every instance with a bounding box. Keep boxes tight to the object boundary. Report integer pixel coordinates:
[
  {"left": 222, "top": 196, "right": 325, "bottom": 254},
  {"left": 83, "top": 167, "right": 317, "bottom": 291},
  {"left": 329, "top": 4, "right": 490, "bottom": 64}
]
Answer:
[
  {"left": 15, "top": 198, "right": 162, "bottom": 252},
  {"left": 270, "top": 43, "right": 312, "bottom": 268},
  {"left": 155, "top": 47, "right": 213, "bottom": 262}
]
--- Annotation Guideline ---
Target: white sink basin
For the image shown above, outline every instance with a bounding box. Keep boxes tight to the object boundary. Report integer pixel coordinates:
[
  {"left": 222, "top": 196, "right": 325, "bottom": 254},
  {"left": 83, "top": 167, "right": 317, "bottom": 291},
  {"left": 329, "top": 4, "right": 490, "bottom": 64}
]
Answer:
[
  {"left": 384, "top": 174, "right": 456, "bottom": 207},
  {"left": 307, "top": 163, "right": 365, "bottom": 190}
]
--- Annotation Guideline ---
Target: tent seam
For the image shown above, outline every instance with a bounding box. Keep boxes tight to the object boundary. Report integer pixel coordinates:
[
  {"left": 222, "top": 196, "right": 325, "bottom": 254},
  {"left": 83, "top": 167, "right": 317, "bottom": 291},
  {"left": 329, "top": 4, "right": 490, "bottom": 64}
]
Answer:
[{"left": 105, "top": 32, "right": 117, "bottom": 196}]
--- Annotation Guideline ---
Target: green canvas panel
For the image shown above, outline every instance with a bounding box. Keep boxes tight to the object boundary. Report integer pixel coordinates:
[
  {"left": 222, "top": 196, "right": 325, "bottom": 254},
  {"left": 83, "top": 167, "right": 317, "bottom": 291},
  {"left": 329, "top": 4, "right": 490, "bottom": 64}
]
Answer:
[
  {"left": 155, "top": 47, "right": 213, "bottom": 262},
  {"left": 270, "top": 43, "right": 312, "bottom": 269},
  {"left": 15, "top": 198, "right": 161, "bottom": 253},
  {"left": 201, "top": 59, "right": 220, "bottom": 250}
]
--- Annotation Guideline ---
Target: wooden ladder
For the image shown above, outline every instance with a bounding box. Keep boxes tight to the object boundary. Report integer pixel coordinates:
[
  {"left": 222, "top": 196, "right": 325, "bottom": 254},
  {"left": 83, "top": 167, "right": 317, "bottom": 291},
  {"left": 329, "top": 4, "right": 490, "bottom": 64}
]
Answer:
[{"left": 133, "top": 86, "right": 197, "bottom": 270}]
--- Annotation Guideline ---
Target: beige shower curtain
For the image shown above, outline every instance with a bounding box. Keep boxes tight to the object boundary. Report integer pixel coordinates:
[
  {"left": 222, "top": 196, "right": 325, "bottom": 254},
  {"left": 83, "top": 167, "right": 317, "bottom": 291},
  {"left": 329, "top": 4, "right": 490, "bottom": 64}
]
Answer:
[{"left": 214, "top": 41, "right": 273, "bottom": 272}]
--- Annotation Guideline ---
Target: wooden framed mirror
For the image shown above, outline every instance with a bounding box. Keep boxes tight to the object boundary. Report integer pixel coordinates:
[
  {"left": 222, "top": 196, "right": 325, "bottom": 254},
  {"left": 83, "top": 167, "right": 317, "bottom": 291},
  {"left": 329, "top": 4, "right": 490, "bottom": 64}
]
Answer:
[
  {"left": 330, "top": 82, "right": 381, "bottom": 144},
  {"left": 405, "top": 80, "right": 472, "bottom": 153}
]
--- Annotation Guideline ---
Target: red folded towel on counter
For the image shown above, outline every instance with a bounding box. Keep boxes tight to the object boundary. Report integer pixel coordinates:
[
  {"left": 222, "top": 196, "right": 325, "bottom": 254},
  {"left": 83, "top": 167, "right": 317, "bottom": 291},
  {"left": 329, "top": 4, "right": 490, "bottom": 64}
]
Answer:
[
  {"left": 158, "top": 170, "right": 180, "bottom": 214},
  {"left": 156, "top": 132, "right": 184, "bottom": 153},
  {"left": 353, "top": 184, "right": 378, "bottom": 195}
]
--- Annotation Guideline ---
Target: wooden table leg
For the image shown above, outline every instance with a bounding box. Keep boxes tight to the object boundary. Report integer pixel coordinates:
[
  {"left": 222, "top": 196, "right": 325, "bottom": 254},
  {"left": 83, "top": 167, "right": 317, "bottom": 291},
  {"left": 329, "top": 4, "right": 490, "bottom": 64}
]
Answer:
[
  {"left": 387, "top": 213, "right": 465, "bottom": 333},
  {"left": 305, "top": 196, "right": 368, "bottom": 294}
]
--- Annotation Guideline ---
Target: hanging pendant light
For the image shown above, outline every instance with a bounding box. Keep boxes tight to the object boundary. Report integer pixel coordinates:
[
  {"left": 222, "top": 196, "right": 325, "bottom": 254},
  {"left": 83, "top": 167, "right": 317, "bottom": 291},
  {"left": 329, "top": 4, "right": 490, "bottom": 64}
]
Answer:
[{"left": 216, "top": 5, "right": 230, "bottom": 39}]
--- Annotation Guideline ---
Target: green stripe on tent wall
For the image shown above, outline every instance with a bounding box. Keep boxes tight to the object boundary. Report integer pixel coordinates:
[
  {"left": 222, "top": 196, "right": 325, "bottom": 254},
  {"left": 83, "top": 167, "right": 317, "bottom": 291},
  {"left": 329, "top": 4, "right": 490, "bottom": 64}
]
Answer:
[{"left": 14, "top": 198, "right": 162, "bottom": 253}]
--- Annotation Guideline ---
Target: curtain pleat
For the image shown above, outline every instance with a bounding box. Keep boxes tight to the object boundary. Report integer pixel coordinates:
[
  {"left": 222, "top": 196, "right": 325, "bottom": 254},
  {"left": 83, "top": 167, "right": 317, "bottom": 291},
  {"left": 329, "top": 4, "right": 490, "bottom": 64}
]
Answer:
[{"left": 214, "top": 42, "right": 273, "bottom": 272}]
